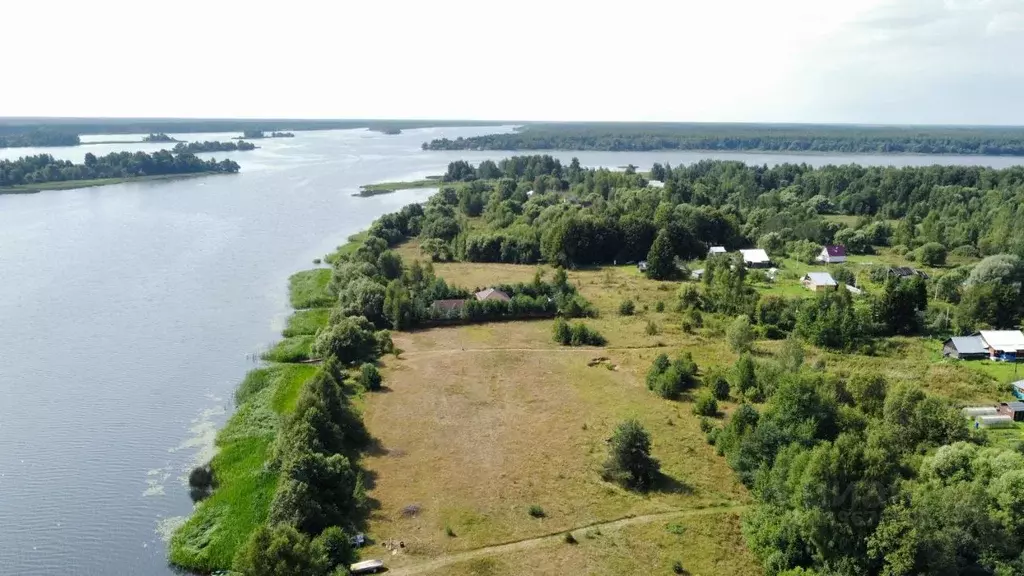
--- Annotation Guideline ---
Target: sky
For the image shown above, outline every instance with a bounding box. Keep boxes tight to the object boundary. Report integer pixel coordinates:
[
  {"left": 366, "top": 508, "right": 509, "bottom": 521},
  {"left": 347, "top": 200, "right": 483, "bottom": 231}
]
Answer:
[{"left": 3, "top": 0, "right": 1023, "bottom": 125}]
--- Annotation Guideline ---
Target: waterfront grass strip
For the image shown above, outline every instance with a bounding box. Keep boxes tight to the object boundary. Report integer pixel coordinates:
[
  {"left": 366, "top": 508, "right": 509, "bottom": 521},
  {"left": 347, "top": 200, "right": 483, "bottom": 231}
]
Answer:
[
  {"left": 283, "top": 308, "right": 331, "bottom": 337},
  {"left": 288, "top": 269, "right": 333, "bottom": 309},
  {"left": 355, "top": 177, "right": 441, "bottom": 197},
  {"left": 261, "top": 335, "right": 316, "bottom": 363},
  {"left": 169, "top": 363, "right": 317, "bottom": 571}
]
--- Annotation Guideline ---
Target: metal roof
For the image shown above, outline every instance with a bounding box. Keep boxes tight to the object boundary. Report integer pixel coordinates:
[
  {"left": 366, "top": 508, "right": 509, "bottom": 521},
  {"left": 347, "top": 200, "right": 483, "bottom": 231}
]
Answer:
[
  {"left": 947, "top": 335, "right": 988, "bottom": 355},
  {"left": 823, "top": 245, "right": 847, "bottom": 257},
  {"left": 740, "top": 248, "right": 771, "bottom": 263},
  {"left": 804, "top": 272, "right": 837, "bottom": 286},
  {"left": 979, "top": 330, "right": 1024, "bottom": 352}
]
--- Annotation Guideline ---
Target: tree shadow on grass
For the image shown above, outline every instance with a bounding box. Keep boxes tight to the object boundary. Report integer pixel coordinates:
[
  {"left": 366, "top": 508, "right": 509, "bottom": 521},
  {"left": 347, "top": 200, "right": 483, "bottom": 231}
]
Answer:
[{"left": 651, "top": 471, "right": 693, "bottom": 496}]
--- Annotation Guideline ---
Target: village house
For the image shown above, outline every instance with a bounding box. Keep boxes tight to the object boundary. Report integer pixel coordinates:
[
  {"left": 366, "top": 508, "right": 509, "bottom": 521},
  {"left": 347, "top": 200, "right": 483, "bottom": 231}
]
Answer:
[
  {"left": 888, "top": 266, "right": 929, "bottom": 280},
  {"left": 739, "top": 248, "right": 772, "bottom": 268},
  {"left": 802, "top": 272, "right": 838, "bottom": 292},
  {"left": 708, "top": 246, "right": 727, "bottom": 257},
  {"left": 817, "top": 245, "right": 847, "bottom": 264},
  {"left": 997, "top": 401, "right": 1024, "bottom": 422},
  {"left": 475, "top": 288, "right": 511, "bottom": 302},
  {"left": 942, "top": 335, "right": 989, "bottom": 360},
  {"left": 1013, "top": 380, "right": 1024, "bottom": 401},
  {"left": 977, "top": 330, "right": 1024, "bottom": 362},
  {"left": 430, "top": 298, "right": 467, "bottom": 318}
]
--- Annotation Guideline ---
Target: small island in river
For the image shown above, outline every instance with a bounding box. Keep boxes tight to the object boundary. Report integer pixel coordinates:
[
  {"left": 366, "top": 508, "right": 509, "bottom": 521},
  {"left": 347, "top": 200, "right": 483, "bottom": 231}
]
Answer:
[
  {"left": 142, "top": 132, "right": 180, "bottom": 143},
  {"left": 172, "top": 140, "right": 257, "bottom": 153},
  {"left": 0, "top": 150, "right": 240, "bottom": 193},
  {"left": 238, "top": 130, "right": 295, "bottom": 139},
  {"left": 355, "top": 175, "right": 441, "bottom": 196}
]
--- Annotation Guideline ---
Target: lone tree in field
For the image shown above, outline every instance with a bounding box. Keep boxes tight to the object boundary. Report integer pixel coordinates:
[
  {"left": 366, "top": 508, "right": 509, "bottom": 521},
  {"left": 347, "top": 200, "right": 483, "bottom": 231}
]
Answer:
[
  {"left": 726, "top": 315, "right": 755, "bottom": 353},
  {"left": 602, "top": 419, "right": 660, "bottom": 491},
  {"left": 645, "top": 229, "right": 677, "bottom": 280}
]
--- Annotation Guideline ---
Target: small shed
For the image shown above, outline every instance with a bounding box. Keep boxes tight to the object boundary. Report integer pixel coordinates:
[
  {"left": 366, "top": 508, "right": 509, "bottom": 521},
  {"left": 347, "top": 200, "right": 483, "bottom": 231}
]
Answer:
[
  {"left": 942, "top": 336, "right": 989, "bottom": 360},
  {"left": 708, "top": 246, "right": 727, "bottom": 257},
  {"left": 998, "top": 402, "right": 1024, "bottom": 422},
  {"left": 638, "top": 260, "right": 648, "bottom": 272},
  {"left": 817, "top": 245, "right": 847, "bottom": 264},
  {"left": 889, "top": 267, "right": 929, "bottom": 280},
  {"left": 1013, "top": 380, "right": 1024, "bottom": 400},
  {"left": 845, "top": 284, "right": 863, "bottom": 295},
  {"left": 475, "top": 288, "right": 511, "bottom": 302},
  {"left": 978, "top": 415, "right": 1015, "bottom": 428},
  {"left": 802, "top": 272, "right": 838, "bottom": 291},
  {"left": 740, "top": 248, "right": 772, "bottom": 268},
  {"left": 691, "top": 268, "right": 705, "bottom": 280}
]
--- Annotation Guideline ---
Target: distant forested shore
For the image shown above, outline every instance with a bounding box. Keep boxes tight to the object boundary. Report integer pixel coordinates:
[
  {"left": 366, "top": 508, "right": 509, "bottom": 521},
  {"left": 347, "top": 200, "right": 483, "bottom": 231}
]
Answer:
[
  {"left": 423, "top": 122, "right": 1024, "bottom": 156},
  {"left": 0, "top": 130, "right": 81, "bottom": 148},
  {"left": 0, "top": 150, "right": 240, "bottom": 192}
]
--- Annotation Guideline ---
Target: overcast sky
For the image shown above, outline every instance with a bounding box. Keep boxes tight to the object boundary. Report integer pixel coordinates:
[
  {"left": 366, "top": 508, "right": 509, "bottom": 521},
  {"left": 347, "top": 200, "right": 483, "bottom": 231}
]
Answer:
[{"left": 4, "top": 0, "right": 1023, "bottom": 124}]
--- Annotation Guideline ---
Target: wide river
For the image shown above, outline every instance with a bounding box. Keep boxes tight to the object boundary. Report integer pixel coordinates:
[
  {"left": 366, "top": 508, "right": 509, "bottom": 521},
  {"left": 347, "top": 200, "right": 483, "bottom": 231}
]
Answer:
[{"left": 1, "top": 126, "right": 1022, "bottom": 575}]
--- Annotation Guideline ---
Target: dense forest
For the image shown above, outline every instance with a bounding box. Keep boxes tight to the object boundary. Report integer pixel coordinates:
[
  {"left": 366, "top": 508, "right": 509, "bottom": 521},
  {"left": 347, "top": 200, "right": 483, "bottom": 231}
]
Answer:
[
  {"left": 241, "top": 130, "right": 295, "bottom": 139},
  {"left": 0, "top": 150, "right": 240, "bottom": 187},
  {"left": 0, "top": 130, "right": 80, "bottom": 148},
  {"left": 407, "top": 156, "right": 1024, "bottom": 339},
  {"left": 172, "top": 140, "right": 257, "bottom": 153},
  {"left": 423, "top": 123, "right": 1024, "bottom": 155},
  {"left": 343, "top": 155, "right": 1024, "bottom": 575}
]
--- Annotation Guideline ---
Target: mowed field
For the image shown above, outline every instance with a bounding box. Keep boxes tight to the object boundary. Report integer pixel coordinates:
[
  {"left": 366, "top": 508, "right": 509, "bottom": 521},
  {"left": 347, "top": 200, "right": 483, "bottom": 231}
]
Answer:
[{"left": 360, "top": 246, "right": 759, "bottom": 575}]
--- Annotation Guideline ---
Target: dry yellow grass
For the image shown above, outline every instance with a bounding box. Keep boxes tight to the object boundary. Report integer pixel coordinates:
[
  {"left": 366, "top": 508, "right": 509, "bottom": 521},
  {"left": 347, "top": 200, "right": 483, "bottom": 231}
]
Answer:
[{"left": 358, "top": 255, "right": 759, "bottom": 575}]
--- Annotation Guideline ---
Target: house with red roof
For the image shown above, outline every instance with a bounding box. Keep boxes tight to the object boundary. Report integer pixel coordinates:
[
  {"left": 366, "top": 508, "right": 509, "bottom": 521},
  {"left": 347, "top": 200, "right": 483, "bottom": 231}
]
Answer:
[{"left": 817, "top": 245, "right": 847, "bottom": 264}]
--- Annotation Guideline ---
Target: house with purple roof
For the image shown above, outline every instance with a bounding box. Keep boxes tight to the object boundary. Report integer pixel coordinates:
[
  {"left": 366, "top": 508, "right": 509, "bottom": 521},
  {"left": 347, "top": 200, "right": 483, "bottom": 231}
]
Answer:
[{"left": 817, "top": 245, "right": 847, "bottom": 264}]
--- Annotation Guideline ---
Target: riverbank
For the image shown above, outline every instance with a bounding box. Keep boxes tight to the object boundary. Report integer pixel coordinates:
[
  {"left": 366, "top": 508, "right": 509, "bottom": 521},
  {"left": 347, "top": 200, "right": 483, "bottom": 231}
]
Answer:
[
  {"left": 168, "top": 269, "right": 335, "bottom": 571},
  {"left": 0, "top": 172, "right": 232, "bottom": 194},
  {"left": 355, "top": 176, "right": 441, "bottom": 197}
]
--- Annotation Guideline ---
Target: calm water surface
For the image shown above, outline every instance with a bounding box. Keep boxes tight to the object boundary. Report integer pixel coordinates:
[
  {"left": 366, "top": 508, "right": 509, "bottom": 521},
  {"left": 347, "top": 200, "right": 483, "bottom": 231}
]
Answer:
[{"left": 1, "top": 127, "right": 1021, "bottom": 575}]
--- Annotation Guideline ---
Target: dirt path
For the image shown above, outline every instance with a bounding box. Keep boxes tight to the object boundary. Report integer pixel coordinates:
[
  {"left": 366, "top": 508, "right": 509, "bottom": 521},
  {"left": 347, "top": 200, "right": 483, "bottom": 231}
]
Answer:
[
  {"left": 401, "top": 345, "right": 666, "bottom": 358},
  {"left": 384, "top": 504, "right": 750, "bottom": 576}
]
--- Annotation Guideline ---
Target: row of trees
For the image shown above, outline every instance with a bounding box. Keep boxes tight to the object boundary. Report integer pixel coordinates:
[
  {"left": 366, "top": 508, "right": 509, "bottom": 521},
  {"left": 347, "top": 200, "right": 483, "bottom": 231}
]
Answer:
[
  {"left": 172, "top": 140, "right": 257, "bottom": 153},
  {"left": 0, "top": 151, "right": 240, "bottom": 187},
  {"left": 423, "top": 123, "right": 1024, "bottom": 155}
]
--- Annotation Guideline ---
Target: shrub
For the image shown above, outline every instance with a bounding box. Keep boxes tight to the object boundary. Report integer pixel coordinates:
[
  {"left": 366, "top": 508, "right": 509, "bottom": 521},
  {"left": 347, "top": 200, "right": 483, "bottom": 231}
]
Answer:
[
  {"left": 726, "top": 315, "right": 755, "bottom": 353},
  {"left": 646, "top": 320, "right": 660, "bottom": 335},
  {"left": 445, "top": 525, "right": 456, "bottom": 537},
  {"left": 552, "top": 318, "right": 571, "bottom": 344},
  {"left": 673, "top": 560, "right": 685, "bottom": 574},
  {"left": 619, "top": 299, "right": 636, "bottom": 316},
  {"left": 556, "top": 321, "right": 606, "bottom": 346},
  {"left": 358, "top": 363, "right": 382, "bottom": 391},
  {"left": 916, "top": 242, "right": 947, "bottom": 267},
  {"left": 528, "top": 505, "right": 546, "bottom": 518},
  {"left": 655, "top": 301, "right": 666, "bottom": 312},
  {"left": 646, "top": 353, "right": 698, "bottom": 400},
  {"left": 564, "top": 532, "right": 578, "bottom": 544},
  {"left": 709, "top": 372, "right": 730, "bottom": 400},
  {"left": 693, "top": 391, "right": 719, "bottom": 416}
]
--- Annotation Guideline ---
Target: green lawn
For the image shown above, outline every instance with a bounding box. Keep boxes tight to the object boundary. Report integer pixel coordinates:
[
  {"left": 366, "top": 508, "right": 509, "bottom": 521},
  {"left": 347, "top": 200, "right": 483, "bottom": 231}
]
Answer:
[
  {"left": 288, "top": 268, "right": 333, "bottom": 309},
  {"left": 169, "top": 363, "right": 318, "bottom": 571},
  {"left": 283, "top": 308, "right": 331, "bottom": 337},
  {"left": 0, "top": 172, "right": 222, "bottom": 194},
  {"left": 261, "top": 335, "right": 316, "bottom": 363}
]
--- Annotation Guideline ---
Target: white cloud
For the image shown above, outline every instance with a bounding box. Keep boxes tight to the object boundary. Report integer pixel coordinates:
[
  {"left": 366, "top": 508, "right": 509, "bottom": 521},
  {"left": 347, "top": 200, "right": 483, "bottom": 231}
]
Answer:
[{"left": 0, "top": 0, "right": 1021, "bottom": 124}]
